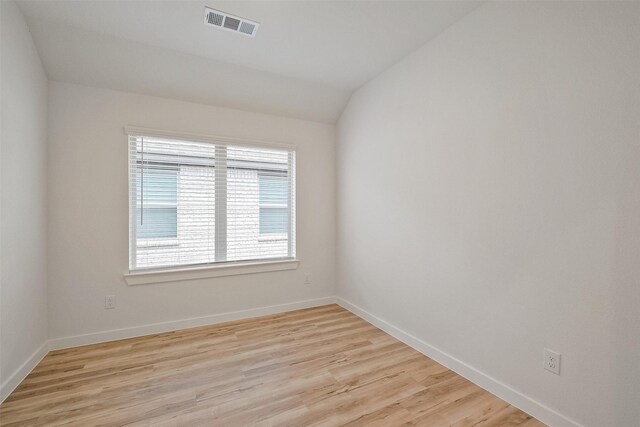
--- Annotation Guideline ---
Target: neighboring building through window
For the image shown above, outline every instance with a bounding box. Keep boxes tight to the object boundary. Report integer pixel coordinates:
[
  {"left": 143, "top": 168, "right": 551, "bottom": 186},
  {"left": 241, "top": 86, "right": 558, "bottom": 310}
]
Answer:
[{"left": 128, "top": 134, "right": 296, "bottom": 271}]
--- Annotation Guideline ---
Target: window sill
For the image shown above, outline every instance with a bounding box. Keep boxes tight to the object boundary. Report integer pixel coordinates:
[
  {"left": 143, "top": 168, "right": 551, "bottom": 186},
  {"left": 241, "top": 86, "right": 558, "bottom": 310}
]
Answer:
[{"left": 124, "top": 259, "right": 299, "bottom": 286}]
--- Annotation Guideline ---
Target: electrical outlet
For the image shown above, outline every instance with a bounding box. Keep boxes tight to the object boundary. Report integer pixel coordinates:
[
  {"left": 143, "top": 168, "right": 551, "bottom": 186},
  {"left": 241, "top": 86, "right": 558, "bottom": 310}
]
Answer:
[
  {"left": 105, "top": 295, "right": 116, "bottom": 310},
  {"left": 304, "top": 273, "right": 311, "bottom": 285},
  {"left": 544, "top": 348, "right": 560, "bottom": 375}
]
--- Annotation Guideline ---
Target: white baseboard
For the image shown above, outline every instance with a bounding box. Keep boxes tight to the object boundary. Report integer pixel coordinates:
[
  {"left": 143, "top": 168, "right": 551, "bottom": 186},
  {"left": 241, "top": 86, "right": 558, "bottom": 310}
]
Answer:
[
  {"left": 336, "top": 297, "right": 581, "bottom": 427},
  {"left": 2, "top": 297, "right": 335, "bottom": 404},
  {"left": 49, "top": 296, "right": 336, "bottom": 351},
  {"left": 0, "top": 340, "right": 50, "bottom": 403}
]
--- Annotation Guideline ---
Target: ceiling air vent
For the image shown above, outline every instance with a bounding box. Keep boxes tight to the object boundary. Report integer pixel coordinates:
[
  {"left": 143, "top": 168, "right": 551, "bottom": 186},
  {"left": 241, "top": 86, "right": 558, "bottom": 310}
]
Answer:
[{"left": 204, "top": 7, "right": 259, "bottom": 38}]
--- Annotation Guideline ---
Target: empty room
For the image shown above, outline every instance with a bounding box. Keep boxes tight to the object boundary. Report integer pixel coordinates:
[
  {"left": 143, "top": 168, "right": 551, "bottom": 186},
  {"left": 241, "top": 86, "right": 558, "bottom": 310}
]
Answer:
[{"left": 1, "top": 0, "right": 639, "bottom": 426}]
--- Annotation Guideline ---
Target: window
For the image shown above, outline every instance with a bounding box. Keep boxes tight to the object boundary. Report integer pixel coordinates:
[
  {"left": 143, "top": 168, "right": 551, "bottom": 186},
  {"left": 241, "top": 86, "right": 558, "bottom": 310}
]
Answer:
[
  {"left": 135, "top": 168, "right": 177, "bottom": 240},
  {"left": 129, "top": 134, "right": 296, "bottom": 271},
  {"left": 259, "top": 173, "right": 289, "bottom": 235}
]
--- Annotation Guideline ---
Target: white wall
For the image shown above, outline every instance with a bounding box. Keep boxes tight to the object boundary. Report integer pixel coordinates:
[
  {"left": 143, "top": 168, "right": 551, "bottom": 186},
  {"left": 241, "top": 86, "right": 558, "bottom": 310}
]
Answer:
[
  {"left": 0, "top": 0, "right": 49, "bottom": 388},
  {"left": 337, "top": 2, "right": 640, "bottom": 426},
  {"left": 47, "top": 82, "right": 335, "bottom": 342}
]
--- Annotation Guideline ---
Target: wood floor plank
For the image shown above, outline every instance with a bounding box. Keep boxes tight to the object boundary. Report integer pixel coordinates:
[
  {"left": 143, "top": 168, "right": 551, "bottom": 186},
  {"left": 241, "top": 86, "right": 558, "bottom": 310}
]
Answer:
[{"left": 0, "top": 304, "right": 545, "bottom": 426}]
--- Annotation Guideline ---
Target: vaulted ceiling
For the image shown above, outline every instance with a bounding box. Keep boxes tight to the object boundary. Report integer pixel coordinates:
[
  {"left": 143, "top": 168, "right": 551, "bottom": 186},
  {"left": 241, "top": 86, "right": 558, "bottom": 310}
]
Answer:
[{"left": 18, "top": 1, "right": 481, "bottom": 123}]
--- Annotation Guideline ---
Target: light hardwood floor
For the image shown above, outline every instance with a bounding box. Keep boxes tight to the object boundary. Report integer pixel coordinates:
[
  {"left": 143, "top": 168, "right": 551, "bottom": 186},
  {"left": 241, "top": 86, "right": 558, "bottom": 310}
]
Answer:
[{"left": 0, "top": 304, "right": 545, "bottom": 426}]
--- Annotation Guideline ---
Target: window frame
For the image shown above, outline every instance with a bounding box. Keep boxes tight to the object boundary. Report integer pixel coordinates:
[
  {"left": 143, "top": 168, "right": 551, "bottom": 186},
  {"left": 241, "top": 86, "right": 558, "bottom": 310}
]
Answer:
[{"left": 125, "top": 126, "right": 297, "bottom": 284}]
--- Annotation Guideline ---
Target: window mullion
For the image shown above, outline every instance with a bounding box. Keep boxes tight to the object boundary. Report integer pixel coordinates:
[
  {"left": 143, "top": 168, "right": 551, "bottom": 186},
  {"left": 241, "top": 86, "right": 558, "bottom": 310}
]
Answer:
[{"left": 214, "top": 145, "right": 227, "bottom": 262}]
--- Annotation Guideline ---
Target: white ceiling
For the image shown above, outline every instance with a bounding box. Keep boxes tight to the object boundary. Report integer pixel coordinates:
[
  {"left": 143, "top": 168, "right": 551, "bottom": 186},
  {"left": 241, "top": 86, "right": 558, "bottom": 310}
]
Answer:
[{"left": 18, "top": 0, "right": 480, "bottom": 123}]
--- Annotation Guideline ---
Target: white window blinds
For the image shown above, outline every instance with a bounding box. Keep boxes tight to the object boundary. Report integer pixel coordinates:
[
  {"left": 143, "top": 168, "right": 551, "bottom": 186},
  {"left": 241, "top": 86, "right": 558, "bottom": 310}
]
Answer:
[{"left": 128, "top": 133, "right": 296, "bottom": 271}]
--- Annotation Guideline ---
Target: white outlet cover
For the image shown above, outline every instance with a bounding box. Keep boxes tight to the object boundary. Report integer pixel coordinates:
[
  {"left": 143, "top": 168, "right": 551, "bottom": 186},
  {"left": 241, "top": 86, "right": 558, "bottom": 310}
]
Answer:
[
  {"left": 544, "top": 348, "right": 561, "bottom": 375},
  {"left": 105, "top": 295, "right": 116, "bottom": 310}
]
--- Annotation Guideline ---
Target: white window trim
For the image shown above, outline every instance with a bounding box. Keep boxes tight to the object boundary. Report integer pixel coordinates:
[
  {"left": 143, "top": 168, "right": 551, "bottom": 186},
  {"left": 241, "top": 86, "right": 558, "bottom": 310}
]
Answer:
[
  {"left": 124, "top": 126, "right": 298, "bottom": 284},
  {"left": 124, "top": 258, "right": 299, "bottom": 286}
]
